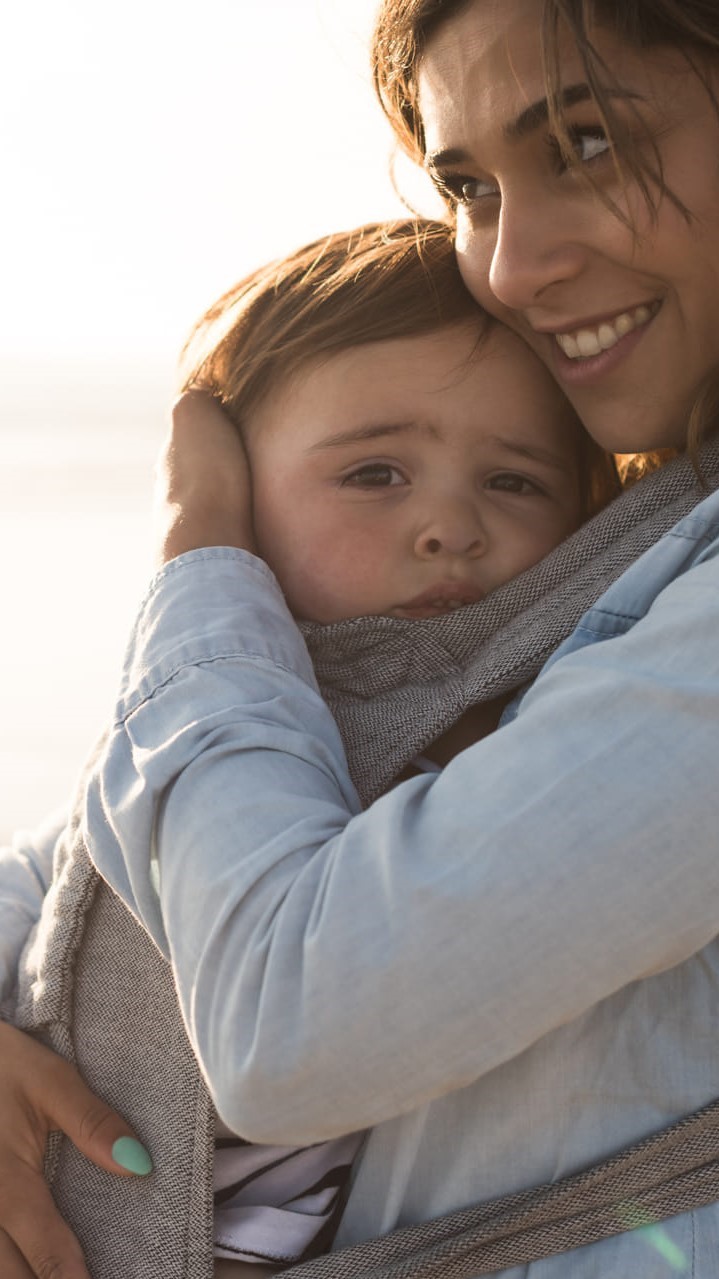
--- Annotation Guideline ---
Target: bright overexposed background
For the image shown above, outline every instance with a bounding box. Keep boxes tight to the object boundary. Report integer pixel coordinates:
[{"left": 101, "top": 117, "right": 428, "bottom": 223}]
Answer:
[{"left": 0, "top": 0, "right": 439, "bottom": 840}]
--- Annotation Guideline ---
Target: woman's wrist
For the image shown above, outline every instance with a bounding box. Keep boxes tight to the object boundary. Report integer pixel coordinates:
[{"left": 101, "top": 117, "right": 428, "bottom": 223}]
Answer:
[
  {"left": 155, "top": 392, "right": 256, "bottom": 564},
  {"left": 156, "top": 495, "right": 257, "bottom": 564}
]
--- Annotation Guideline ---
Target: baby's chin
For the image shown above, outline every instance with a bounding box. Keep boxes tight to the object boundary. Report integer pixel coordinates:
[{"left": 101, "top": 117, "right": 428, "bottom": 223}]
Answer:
[
  {"left": 292, "top": 599, "right": 392, "bottom": 626},
  {"left": 283, "top": 586, "right": 389, "bottom": 626},
  {"left": 296, "top": 601, "right": 482, "bottom": 626}
]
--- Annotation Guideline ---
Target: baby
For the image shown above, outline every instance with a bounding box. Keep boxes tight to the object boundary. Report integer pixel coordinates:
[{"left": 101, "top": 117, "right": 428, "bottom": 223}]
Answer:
[{"left": 176, "top": 218, "right": 620, "bottom": 1274}]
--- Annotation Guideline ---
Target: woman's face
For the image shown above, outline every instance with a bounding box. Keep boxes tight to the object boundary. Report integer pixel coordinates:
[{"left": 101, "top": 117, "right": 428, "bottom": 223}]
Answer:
[{"left": 418, "top": 0, "right": 719, "bottom": 452}]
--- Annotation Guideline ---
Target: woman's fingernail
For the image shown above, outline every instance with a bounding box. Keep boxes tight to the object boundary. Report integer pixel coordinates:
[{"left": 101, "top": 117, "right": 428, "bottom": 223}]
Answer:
[{"left": 112, "top": 1136, "right": 153, "bottom": 1175}]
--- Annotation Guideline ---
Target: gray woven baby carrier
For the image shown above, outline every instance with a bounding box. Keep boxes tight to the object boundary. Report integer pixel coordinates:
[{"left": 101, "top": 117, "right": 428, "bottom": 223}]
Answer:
[{"left": 14, "top": 440, "right": 719, "bottom": 1279}]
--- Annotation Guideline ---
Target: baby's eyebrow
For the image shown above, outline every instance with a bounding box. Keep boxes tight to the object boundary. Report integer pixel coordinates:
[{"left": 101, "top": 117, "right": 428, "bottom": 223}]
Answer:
[
  {"left": 307, "top": 421, "right": 439, "bottom": 451},
  {"left": 488, "top": 434, "right": 574, "bottom": 473},
  {"left": 307, "top": 425, "right": 574, "bottom": 470}
]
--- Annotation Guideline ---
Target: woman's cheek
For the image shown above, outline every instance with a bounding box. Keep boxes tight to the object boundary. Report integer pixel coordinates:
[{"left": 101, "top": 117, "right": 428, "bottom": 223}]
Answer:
[
  {"left": 455, "top": 222, "right": 511, "bottom": 325},
  {"left": 455, "top": 223, "right": 486, "bottom": 301}
]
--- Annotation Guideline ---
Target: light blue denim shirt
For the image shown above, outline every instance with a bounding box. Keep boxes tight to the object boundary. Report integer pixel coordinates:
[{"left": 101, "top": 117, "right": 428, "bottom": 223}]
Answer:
[
  {"left": 0, "top": 809, "right": 64, "bottom": 1017},
  {"left": 5, "top": 489, "right": 719, "bottom": 1276}
]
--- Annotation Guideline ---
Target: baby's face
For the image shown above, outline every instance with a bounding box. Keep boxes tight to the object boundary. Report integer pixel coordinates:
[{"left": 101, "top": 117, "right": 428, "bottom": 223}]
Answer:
[{"left": 245, "top": 321, "right": 584, "bottom": 623}]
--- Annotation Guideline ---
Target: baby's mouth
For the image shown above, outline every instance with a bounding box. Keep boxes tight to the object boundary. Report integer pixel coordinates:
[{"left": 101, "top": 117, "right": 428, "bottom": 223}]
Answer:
[
  {"left": 395, "top": 585, "right": 484, "bottom": 618},
  {"left": 554, "top": 301, "right": 661, "bottom": 360}
]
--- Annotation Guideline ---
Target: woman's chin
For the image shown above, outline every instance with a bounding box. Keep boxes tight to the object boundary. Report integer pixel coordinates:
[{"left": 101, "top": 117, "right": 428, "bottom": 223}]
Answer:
[{"left": 561, "top": 392, "right": 691, "bottom": 457}]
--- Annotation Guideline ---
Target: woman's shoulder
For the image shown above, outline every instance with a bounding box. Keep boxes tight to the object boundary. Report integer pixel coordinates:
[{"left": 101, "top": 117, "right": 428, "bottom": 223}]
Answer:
[
  {"left": 666, "top": 482, "right": 719, "bottom": 547},
  {"left": 587, "top": 483, "right": 719, "bottom": 624}
]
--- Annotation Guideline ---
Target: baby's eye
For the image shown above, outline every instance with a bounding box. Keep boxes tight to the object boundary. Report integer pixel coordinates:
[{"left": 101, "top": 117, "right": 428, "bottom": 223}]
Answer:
[
  {"left": 341, "top": 463, "right": 406, "bottom": 488},
  {"left": 486, "top": 473, "right": 541, "bottom": 495}
]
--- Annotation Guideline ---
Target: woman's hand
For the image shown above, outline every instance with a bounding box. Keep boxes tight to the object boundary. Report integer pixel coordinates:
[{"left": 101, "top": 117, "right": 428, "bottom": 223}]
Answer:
[
  {"left": 0, "top": 1021, "right": 152, "bottom": 1278},
  {"left": 155, "top": 391, "right": 256, "bottom": 565}
]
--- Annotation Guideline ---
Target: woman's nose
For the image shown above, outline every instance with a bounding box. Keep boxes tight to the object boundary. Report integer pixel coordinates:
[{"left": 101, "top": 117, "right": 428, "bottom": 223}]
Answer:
[
  {"left": 486, "top": 194, "right": 586, "bottom": 312},
  {"left": 414, "top": 502, "right": 485, "bottom": 560}
]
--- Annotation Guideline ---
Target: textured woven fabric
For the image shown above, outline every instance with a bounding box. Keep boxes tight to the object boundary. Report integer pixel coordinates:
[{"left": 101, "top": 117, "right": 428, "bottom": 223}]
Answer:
[
  {"left": 13, "top": 438, "right": 719, "bottom": 1279},
  {"left": 16, "top": 805, "right": 215, "bottom": 1279}
]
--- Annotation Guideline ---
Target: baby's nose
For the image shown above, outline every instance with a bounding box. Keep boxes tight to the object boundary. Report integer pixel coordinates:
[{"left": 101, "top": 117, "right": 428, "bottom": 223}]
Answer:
[{"left": 414, "top": 503, "right": 485, "bottom": 558}]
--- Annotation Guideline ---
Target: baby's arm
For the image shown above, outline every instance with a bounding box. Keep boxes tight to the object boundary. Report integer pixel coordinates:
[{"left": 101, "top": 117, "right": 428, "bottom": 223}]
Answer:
[{"left": 0, "top": 809, "right": 62, "bottom": 1014}]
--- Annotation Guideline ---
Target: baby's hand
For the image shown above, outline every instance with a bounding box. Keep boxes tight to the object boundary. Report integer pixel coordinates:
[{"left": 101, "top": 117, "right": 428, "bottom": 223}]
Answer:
[{"left": 155, "top": 391, "right": 256, "bottom": 564}]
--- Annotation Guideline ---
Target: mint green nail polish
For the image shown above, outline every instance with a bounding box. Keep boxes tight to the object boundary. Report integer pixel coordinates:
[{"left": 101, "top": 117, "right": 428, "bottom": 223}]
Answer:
[{"left": 112, "top": 1136, "right": 153, "bottom": 1176}]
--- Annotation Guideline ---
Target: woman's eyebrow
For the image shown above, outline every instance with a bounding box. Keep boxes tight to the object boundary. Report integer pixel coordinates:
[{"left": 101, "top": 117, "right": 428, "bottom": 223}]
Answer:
[
  {"left": 506, "top": 83, "right": 643, "bottom": 141},
  {"left": 507, "top": 82, "right": 595, "bottom": 140},
  {"left": 426, "top": 83, "right": 643, "bottom": 172}
]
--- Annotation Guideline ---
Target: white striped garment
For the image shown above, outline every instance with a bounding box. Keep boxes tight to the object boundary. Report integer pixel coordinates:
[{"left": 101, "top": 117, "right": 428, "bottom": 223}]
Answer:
[{"left": 213, "top": 1132, "right": 364, "bottom": 1265}]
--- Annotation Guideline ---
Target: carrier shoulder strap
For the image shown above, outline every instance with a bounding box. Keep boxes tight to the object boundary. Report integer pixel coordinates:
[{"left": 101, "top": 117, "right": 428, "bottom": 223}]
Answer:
[{"left": 281, "top": 1097, "right": 719, "bottom": 1278}]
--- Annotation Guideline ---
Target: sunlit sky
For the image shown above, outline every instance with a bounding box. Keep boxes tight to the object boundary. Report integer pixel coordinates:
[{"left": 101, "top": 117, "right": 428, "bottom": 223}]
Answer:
[
  {"left": 0, "top": 0, "right": 440, "bottom": 361},
  {"left": 0, "top": 1, "right": 443, "bottom": 837}
]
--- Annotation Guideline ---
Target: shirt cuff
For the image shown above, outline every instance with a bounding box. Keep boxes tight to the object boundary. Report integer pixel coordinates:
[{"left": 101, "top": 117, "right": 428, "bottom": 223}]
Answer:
[{"left": 115, "top": 548, "right": 319, "bottom": 722}]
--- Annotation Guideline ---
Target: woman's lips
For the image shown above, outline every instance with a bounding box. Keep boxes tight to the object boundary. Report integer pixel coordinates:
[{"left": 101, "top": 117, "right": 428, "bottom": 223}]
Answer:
[
  {"left": 554, "top": 301, "right": 660, "bottom": 358},
  {"left": 543, "top": 301, "right": 661, "bottom": 386}
]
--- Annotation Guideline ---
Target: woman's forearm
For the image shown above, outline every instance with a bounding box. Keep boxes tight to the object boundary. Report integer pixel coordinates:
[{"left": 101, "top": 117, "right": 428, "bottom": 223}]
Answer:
[{"left": 83, "top": 523, "right": 719, "bottom": 1146}]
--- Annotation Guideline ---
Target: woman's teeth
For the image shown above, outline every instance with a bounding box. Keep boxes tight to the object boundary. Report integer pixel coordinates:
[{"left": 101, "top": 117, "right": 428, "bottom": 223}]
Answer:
[{"left": 555, "top": 304, "right": 655, "bottom": 359}]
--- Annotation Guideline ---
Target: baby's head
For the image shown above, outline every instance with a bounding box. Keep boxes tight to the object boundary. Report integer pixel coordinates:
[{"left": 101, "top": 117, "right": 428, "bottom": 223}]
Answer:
[{"left": 181, "top": 220, "right": 619, "bottom": 622}]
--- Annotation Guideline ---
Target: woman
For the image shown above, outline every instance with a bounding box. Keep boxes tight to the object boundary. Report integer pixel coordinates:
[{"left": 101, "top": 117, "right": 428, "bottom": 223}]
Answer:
[{"left": 3, "top": 1, "right": 719, "bottom": 1276}]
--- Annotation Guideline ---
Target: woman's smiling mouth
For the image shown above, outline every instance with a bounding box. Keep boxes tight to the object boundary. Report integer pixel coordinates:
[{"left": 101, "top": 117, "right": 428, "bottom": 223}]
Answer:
[
  {"left": 553, "top": 301, "right": 661, "bottom": 359},
  {"left": 537, "top": 300, "right": 662, "bottom": 385}
]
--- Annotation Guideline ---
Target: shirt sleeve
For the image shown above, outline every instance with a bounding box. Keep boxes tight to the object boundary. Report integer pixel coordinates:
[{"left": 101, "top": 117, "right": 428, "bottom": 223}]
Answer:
[
  {"left": 0, "top": 809, "right": 64, "bottom": 1012},
  {"left": 84, "top": 541, "right": 719, "bottom": 1145}
]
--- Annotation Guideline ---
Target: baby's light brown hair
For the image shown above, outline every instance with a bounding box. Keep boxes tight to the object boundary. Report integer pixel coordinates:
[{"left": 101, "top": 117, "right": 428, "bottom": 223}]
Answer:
[{"left": 180, "top": 218, "right": 620, "bottom": 518}]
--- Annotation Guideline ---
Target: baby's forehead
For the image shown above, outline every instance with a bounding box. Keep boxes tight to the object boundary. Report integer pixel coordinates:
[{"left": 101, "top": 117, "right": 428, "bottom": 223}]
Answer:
[{"left": 246, "top": 317, "right": 578, "bottom": 454}]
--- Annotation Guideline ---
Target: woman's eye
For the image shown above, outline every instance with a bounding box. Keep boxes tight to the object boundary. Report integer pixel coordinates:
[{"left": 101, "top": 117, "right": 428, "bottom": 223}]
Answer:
[
  {"left": 486, "top": 473, "right": 541, "bottom": 495},
  {"left": 436, "top": 173, "right": 498, "bottom": 207},
  {"left": 574, "top": 127, "right": 611, "bottom": 163},
  {"left": 550, "top": 126, "right": 611, "bottom": 170},
  {"left": 341, "top": 463, "right": 405, "bottom": 489}
]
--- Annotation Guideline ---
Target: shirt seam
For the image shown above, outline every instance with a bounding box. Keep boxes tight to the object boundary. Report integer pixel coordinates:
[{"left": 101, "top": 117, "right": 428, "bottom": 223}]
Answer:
[
  {"left": 667, "top": 521, "right": 719, "bottom": 546},
  {"left": 117, "top": 651, "right": 310, "bottom": 727},
  {"left": 135, "top": 547, "right": 279, "bottom": 615},
  {"left": 578, "top": 607, "right": 641, "bottom": 625}
]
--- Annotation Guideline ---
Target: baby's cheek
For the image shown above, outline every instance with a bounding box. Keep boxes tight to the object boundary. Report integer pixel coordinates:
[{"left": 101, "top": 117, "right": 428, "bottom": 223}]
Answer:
[{"left": 277, "top": 541, "right": 354, "bottom": 623}]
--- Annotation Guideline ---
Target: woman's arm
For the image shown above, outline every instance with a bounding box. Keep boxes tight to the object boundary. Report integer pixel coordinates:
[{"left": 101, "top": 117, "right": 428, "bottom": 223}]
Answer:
[{"left": 82, "top": 395, "right": 719, "bottom": 1146}]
